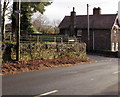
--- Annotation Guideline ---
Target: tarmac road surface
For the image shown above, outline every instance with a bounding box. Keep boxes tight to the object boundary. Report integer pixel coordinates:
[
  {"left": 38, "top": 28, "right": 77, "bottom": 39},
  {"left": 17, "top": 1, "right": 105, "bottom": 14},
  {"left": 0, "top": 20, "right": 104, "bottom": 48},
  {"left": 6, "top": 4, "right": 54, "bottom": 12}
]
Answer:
[{"left": 2, "top": 55, "right": 119, "bottom": 96}]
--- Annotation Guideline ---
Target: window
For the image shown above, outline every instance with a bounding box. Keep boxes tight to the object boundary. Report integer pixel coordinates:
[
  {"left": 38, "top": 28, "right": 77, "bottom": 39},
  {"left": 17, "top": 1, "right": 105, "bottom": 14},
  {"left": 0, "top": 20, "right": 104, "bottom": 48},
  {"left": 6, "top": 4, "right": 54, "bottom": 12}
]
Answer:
[
  {"left": 112, "top": 42, "right": 118, "bottom": 51},
  {"left": 116, "top": 43, "right": 118, "bottom": 51},
  {"left": 77, "top": 30, "right": 82, "bottom": 36}
]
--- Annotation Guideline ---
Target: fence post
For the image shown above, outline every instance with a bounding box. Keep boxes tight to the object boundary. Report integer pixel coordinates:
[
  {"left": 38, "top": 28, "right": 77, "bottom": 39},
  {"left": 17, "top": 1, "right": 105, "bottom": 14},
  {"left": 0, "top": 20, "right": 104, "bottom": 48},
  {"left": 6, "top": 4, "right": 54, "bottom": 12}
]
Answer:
[
  {"left": 37, "top": 36, "right": 39, "bottom": 43},
  {"left": 40, "top": 36, "right": 42, "bottom": 43},
  {"left": 29, "top": 35, "right": 33, "bottom": 60},
  {"left": 61, "top": 37, "right": 63, "bottom": 43},
  {"left": 68, "top": 36, "right": 69, "bottom": 44},
  {"left": 54, "top": 37, "right": 56, "bottom": 43}
]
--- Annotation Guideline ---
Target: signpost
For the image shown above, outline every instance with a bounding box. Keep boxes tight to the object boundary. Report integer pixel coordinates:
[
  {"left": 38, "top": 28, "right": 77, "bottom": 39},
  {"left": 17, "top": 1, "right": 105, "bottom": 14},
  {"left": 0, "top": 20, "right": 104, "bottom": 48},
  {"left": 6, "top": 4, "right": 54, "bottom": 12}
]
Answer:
[
  {"left": 14, "top": 10, "right": 21, "bottom": 14},
  {"left": 16, "top": 1, "right": 21, "bottom": 61}
]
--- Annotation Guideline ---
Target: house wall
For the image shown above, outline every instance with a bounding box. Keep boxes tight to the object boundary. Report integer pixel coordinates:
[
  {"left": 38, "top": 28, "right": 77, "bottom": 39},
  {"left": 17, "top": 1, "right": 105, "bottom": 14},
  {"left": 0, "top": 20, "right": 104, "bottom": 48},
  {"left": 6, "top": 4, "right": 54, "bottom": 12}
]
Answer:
[
  {"left": 59, "top": 28, "right": 112, "bottom": 51},
  {"left": 111, "top": 29, "right": 119, "bottom": 51},
  {"left": 81, "top": 29, "right": 111, "bottom": 51},
  {"left": 59, "top": 29, "right": 69, "bottom": 36},
  {"left": 94, "top": 29, "right": 111, "bottom": 51}
]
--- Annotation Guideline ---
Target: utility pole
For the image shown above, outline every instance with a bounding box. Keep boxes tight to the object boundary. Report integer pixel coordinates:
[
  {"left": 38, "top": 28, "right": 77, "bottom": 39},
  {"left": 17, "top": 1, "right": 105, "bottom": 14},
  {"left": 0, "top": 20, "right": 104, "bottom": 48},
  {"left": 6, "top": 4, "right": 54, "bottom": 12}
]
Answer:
[
  {"left": 12, "top": 1, "right": 17, "bottom": 39},
  {"left": 118, "top": 1, "right": 120, "bottom": 57},
  {"left": 93, "top": 31, "right": 94, "bottom": 50},
  {"left": 87, "top": 4, "right": 90, "bottom": 52},
  {"left": 16, "top": 0, "right": 21, "bottom": 61}
]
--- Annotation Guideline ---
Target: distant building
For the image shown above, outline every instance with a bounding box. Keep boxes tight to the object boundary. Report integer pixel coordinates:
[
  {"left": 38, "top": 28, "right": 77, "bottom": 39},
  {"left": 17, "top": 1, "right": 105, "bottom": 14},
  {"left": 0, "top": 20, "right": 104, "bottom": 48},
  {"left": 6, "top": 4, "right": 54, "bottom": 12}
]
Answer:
[
  {"left": 59, "top": 7, "right": 119, "bottom": 52},
  {"left": 5, "top": 23, "right": 12, "bottom": 33}
]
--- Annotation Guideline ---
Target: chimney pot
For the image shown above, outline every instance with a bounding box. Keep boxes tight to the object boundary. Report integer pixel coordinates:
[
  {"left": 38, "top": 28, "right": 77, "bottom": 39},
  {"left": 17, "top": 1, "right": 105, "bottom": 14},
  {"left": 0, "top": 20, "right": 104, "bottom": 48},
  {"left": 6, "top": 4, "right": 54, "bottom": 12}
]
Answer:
[
  {"left": 73, "top": 7, "right": 75, "bottom": 12},
  {"left": 93, "top": 7, "right": 101, "bottom": 15},
  {"left": 70, "top": 7, "right": 76, "bottom": 36}
]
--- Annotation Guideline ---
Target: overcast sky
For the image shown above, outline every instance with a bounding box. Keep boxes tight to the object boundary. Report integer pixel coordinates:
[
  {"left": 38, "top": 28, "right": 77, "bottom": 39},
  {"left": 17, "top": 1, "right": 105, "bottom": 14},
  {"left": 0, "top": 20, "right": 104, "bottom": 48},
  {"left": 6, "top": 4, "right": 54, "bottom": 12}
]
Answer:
[
  {"left": 4, "top": 0, "right": 120, "bottom": 24},
  {"left": 40, "top": 0, "right": 119, "bottom": 22}
]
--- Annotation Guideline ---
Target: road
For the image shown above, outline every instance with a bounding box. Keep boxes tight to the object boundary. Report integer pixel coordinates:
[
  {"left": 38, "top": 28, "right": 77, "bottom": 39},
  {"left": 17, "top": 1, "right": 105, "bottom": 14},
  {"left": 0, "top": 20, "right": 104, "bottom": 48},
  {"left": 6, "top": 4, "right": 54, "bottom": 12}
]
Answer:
[{"left": 2, "top": 55, "right": 119, "bottom": 96}]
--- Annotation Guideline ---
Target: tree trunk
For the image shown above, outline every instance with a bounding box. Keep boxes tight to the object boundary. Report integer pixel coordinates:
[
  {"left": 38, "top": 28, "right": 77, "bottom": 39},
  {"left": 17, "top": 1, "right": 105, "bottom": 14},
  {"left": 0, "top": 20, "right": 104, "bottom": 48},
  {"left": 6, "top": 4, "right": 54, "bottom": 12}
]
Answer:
[
  {"left": 2, "top": 44, "right": 13, "bottom": 61},
  {"left": 2, "top": 1, "right": 6, "bottom": 41}
]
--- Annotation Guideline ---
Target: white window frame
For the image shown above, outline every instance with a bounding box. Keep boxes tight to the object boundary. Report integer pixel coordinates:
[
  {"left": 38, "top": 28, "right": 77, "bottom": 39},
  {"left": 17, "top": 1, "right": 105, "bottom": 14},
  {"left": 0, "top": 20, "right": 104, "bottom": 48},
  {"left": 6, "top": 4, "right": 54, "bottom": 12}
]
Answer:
[
  {"left": 116, "top": 42, "right": 118, "bottom": 51},
  {"left": 112, "top": 43, "right": 115, "bottom": 51}
]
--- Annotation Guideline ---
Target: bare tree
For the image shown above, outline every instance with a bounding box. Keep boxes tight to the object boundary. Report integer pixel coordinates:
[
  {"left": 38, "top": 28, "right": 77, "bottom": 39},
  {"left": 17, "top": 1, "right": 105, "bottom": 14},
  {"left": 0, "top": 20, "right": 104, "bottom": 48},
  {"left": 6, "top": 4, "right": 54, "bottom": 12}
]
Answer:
[
  {"left": 32, "top": 14, "right": 61, "bottom": 34},
  {"left": 1, "top": 0, "right": 10, "bottom": 41},
  {"left": 52, "top": 19, "right": 61, "bottom": 34},
  {"left": 32, "top": 14, "right": 50, "bottom": 32},
  {"left": 32, "top": 18, "right": 41, "bottom": 32},
  {"left": 52, "top": 19, "right": 61, "bottom": 27}
]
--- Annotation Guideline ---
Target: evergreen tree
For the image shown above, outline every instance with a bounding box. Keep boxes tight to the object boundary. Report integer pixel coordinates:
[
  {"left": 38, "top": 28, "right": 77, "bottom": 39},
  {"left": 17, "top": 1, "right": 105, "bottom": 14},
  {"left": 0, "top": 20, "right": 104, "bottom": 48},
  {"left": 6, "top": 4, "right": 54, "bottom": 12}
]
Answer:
[{"left": 12, "top": 1, "right": 52, "bottom": 36}]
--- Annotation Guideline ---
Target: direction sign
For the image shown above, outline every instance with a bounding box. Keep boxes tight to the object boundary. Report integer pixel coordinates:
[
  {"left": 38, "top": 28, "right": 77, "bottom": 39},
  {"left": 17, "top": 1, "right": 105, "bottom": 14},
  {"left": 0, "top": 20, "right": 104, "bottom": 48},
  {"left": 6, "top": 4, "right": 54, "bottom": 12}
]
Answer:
[{"left": 14, "top": 10, "right": 21, "bottom": 14}]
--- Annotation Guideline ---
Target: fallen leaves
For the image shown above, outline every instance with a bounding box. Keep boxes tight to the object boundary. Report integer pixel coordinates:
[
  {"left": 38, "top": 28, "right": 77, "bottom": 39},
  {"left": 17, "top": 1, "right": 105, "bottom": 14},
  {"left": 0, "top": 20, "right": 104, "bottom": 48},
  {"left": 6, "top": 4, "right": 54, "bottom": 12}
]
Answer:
[{"left": 2, "top": 57, "right": 91, "bottom": 75}]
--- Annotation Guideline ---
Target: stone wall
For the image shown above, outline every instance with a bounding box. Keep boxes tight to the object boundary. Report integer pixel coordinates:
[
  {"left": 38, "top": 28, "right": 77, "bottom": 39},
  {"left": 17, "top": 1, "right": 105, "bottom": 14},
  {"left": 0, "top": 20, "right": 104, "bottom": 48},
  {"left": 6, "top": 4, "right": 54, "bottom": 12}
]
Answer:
[{"left": 11, "top": 42, "right": 86, "bottom": 61}]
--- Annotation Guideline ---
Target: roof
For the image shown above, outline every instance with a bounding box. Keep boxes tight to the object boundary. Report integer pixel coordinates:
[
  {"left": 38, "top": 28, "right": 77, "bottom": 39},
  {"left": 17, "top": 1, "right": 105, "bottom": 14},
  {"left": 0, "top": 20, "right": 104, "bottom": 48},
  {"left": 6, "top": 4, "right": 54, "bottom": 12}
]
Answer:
[{"left": 59, "top": 14, "right": 117, "bottom": 29}]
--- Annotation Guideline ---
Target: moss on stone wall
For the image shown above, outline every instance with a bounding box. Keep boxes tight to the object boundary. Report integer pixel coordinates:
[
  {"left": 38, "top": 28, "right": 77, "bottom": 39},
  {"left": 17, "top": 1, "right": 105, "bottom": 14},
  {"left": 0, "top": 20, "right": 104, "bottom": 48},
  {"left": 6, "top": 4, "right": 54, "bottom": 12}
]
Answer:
[
  {"left": 19, "top": 42, "right": 86, "bottom": 60},
  {"left": 3, "top": 42, "right": 86, "bottom": 61}
]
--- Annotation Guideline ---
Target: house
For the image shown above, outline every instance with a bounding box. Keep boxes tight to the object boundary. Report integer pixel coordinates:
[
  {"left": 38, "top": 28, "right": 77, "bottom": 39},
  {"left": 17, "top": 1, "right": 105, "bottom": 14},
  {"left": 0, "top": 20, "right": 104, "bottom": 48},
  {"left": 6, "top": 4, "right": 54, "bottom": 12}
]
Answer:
[
  {"left": 5, "top": 23, "right": 12, "bottom": 33},
  {"left": 59, "top": 7, "right": 119, "bottom": 52}
]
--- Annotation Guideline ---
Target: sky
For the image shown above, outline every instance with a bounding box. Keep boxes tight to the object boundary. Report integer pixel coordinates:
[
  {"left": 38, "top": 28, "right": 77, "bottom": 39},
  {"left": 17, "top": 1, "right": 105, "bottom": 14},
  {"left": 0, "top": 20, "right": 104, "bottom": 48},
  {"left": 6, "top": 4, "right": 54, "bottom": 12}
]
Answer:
[
  {"left": 40, "top": 0, "right": 120, "bottom": 22},
  {"left": 4, "top": 0, "right": 120, "bottom": 24}
]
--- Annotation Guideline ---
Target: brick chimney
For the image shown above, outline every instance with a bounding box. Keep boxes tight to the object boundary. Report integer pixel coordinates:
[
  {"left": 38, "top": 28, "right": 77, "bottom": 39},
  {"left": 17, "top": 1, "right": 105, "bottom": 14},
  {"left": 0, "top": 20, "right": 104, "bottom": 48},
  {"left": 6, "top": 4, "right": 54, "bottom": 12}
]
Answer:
[
  {"left": 70, "top": 7, "right": 76, "bottom": 36},
  {"left": 93, "top": 7, "right": 101, "bottom": 15}
]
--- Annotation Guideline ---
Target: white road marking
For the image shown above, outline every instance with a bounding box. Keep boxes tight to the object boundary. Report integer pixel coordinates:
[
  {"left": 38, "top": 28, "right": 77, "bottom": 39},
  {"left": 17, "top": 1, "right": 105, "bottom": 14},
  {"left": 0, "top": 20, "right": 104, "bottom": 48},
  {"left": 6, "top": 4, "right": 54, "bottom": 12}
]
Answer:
[
  {"left": 34, "top": 90, "right": 58, "bottom": 97},
  {"left": 113, "top": 71, "right": 120, "bottom": 74},
  {"left": 99, "top": 59, "right": 114, "bottom": 62},
  {"left": 91, "top": 78, "right": 94, "bottom": 80},
  {"left": 0, "top": 73, "right": 3, "bottom": 76}
]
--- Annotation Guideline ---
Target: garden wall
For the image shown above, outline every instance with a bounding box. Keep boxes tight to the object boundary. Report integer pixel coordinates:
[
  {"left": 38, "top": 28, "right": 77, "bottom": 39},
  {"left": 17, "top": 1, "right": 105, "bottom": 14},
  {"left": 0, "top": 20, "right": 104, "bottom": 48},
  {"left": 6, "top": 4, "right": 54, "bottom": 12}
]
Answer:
[{"left": 3, "top": 42, "right": 86, "bottom": 61}]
